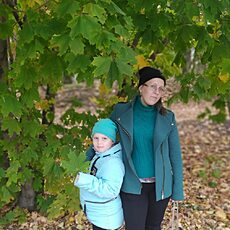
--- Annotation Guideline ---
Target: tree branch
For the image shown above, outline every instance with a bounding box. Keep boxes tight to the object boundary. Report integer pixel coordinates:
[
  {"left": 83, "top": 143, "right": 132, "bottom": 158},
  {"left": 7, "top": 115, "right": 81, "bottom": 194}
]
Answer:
[{"left": 4, "top": 0, "right": 24, "bottom": 29}]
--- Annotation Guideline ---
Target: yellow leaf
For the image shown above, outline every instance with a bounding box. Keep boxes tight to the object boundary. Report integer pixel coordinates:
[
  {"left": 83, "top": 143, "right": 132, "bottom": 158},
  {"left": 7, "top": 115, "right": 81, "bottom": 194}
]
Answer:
[
  {"left": 218, "top": 73, "right": 229, "bottom": 83},
  {"left": 26, "top": 0, "right": 44, "bottom": 8},
  {"left": 68, "top": 216, "right": 75, "bottom": 223},
  {"left": 99, "top": 83, "right": 110, "bottom": 95},
  {"left": 134, "top": 55, "right": 150, "bottom": 69},
  {"left": 34, "top": 100, "right": 50, "bottom": 110},
  {"left": 215, "top": 208, "right": 227, "bottom": 221},
  {"left": 27, "top": 1, "right": 35, "bottom": 8},
  {"left": 35, "top": 0, "right": 44, "bottom": 5}
]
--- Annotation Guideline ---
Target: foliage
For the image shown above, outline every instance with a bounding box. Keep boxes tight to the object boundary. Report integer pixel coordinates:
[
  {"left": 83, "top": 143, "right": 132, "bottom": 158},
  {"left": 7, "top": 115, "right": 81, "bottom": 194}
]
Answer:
[{"left": 0, "top": 0, "right": 229, "bottom": 224}]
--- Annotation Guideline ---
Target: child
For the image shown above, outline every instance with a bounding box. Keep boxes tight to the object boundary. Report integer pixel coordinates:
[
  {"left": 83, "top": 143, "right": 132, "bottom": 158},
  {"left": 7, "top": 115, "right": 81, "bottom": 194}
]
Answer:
[{"left": 74, "top": 118, "right": 125, "bottom": 230}]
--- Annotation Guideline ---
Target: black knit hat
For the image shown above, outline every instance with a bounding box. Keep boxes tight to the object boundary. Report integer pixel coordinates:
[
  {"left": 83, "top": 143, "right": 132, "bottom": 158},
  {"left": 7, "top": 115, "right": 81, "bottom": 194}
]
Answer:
[{"left": 138, "top": 66, "right": 166, "bottom": 87}]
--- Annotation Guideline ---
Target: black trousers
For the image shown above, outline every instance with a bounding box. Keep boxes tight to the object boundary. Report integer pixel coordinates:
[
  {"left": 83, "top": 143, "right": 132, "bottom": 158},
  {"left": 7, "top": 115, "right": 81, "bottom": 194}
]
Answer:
[
  {"left": 92, "top": 225, "right": 118, "bottom": 230},
  {"left": 121, "top": 183, "right": 170, "bottom": 230},
  {"left": 92, "top": 225, "right": 105, "bottom": 230}
]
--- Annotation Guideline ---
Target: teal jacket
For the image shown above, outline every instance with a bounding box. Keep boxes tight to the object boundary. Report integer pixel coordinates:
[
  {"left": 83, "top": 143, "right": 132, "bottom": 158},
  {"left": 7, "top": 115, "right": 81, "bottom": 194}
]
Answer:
[{"left": 110, "top": 96, "right": 184, "bottom": 201}]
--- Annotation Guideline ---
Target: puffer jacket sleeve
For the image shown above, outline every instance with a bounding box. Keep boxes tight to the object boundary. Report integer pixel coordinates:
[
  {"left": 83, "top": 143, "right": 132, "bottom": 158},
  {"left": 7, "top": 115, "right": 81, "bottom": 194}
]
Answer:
[
  {"left": 74, "top": 158, "right": 125, "bottom": 199},
  {"left": 168, "top": 113, "right": 184, "bottom": 201}
]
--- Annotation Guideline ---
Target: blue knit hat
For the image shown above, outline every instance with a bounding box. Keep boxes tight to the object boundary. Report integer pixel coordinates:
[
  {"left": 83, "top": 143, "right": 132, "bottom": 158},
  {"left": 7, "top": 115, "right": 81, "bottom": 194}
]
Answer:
[{"left": 92, "top": 118, "right": 117, "bottom": 142}]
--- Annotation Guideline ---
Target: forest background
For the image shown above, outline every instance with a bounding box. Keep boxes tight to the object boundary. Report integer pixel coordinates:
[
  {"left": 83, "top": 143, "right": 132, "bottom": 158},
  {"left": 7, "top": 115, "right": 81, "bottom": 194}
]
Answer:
[{"left": 0, "top": 0, "right": 229, "bottom": 229}]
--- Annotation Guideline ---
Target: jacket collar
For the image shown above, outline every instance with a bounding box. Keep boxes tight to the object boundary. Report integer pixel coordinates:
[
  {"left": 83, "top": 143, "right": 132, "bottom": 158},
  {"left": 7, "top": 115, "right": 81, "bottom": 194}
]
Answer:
[{"left": 115, "top": 95, "right": 173, "bottom": 152}]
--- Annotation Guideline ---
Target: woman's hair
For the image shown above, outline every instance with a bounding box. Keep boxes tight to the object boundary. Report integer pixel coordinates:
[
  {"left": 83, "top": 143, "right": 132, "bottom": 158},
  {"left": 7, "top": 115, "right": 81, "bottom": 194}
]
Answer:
[{"left": 155, "top": 98, "right": 167, "bottom": 115}]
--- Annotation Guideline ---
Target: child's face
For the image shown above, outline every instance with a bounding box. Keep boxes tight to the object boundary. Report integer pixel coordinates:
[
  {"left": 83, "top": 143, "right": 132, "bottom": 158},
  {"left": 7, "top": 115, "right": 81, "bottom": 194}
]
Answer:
[{"left": 92, "top": 133, "right": 114, "bottom": 153}]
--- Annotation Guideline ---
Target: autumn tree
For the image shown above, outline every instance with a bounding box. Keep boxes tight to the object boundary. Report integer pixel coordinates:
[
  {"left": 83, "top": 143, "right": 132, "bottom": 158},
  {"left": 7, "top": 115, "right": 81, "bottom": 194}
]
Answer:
[{"left": 0, "top": 0, "right": 229, "bottom": 224}]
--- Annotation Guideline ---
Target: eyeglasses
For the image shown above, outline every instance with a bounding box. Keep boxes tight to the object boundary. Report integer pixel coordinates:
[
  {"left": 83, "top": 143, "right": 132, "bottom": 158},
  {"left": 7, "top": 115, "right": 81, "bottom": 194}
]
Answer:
[{"left": 143, "top": 83, "right": 166, "bottom": 94}]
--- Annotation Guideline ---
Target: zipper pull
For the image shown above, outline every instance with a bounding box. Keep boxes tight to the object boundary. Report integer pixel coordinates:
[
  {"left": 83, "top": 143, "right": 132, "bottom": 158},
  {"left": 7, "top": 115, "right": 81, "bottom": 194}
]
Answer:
[{"left": 161, "top": 190, "right": 164, "bottom": 199}]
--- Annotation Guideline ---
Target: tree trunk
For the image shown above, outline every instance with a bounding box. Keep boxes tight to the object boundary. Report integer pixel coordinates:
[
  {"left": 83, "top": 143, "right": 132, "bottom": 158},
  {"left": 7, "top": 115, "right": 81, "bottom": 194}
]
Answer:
[
  {"left": 0, "top": 36, "right": 11, "bottom": 173},
  {"left": 18, "top": 179, "right": 36, "bottom": 211},
  {"left": 2, "top": 1, "right": 37, "bottom": 211},
  {"left": 227, "top": 101, "right": 230, "bottom": 119},
  {"left": 0, "top": 39, "right": 8, "bottom": 81}
]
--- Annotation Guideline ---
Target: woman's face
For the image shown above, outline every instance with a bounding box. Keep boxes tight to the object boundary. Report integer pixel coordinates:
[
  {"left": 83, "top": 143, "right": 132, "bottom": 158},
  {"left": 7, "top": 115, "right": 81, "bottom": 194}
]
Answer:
[{"left": 139, "top": 78, "right": 165, "bottom": 106}]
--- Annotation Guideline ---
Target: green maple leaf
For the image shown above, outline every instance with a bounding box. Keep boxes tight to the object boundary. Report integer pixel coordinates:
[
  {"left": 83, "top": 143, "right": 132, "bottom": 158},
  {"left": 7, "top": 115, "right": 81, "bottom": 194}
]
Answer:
[
  {"left": 0, "top": 168, "right": 5, "bottom": 178},
  {"left": 92, "top": 56, "right": 111, "bottom": 77},
  {"left": 114, "top": 25, "right": 129, "bottom": 37},
  {"left": 0, "top": 19, "right": 14, "bottom": 39},
  {"left": 51, "top": 33, "right": 70, "bottom": 55},
  {"left": 69, "top": 15, "right": 101, "bottom": 44},
  {"left": 1, "top": 187, "right": 13, "bottom": 203},
  {"left": 0, "top": 95, "right": 22, "bottom": 117},
  {"left": 94, "top": 31, "right": 116, "bottom": 49},
  {"left": 116, "top": 59, "right": 133, "bottom": 76},
  {"left": 21, "top": 119, "right": 42, "bottom": 138},
  {"left": 2, "top": 118, "right": 21, "bottom": 136},
  {"left": 21, "top": 88, "right": 40, "bottom": 108},
  {"left": 69, "top": 37, "right": 85, "bottom": 55},
  {"left": 62, "top": 150, "right": 89, "bottom": 174},
  {"left": 107, "top": 1, "right": 126, "bottom": 16},
  {"left": 14, "top": 65, "right": 38, "bottom": 90},
  {"left": 18, "top": 23, "right": 34, "bottom": 45},
  {"left": 55, "top": 0, "right": 80, "bottom": 18},
  {"left": 67, "top": 54, "right": 91, "bottom": 74},
  {"left": 40, "top": 52, "right": 63, "bottom": 83},
  {"left": 21, "top": 146, "right": 38, "bottom": 165},
  {"left": 83, "top": 3, "right": 107, "bottom": 24},
  {"left": 106, "top": 60, "right": 120, "bottom": 87},
  {"left": 6, "top": 160, "right": 21, "bottom": 186},
  {"left": 43, "top": 158, "right": 54, "bottom": 177},
  {"left": 0, "top": 82, "right": 9, "bottom": 94}
]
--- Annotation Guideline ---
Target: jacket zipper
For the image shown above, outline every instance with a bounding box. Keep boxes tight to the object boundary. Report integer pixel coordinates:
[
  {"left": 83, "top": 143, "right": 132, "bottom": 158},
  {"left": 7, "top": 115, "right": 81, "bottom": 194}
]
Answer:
[
  {"left": 83, "top": 197, "right": 117, "bottom": 215},
  {"left": 85, "top": 197, "right": 117, "bottom": 204},
  {"left": 161, "top": 143, "right": 165, "bottom": 199},
  {"left": 114, "top": 119, "right": 131, "bottom": 141}
]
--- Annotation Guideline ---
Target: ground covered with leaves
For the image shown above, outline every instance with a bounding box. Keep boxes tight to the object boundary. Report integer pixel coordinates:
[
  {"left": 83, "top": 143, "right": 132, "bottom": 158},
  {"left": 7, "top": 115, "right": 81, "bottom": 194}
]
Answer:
[
  {"left": 163, "top": 102, "right": 230, "bottom": 230},
  {"left": 1, "top": 84, "right": 229, "bottom": 230}
]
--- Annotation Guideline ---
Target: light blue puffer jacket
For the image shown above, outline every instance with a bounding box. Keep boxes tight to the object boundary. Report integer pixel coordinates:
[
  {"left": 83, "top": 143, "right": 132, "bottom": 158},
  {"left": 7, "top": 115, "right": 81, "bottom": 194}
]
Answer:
[{"left": 74, "top": 143, "right": 125, "bottom": 230}]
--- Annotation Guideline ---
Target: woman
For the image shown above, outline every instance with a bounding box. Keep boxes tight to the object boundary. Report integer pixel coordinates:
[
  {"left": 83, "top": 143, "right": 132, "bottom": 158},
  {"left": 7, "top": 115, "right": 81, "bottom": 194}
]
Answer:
[{"left": 110, "top": 66, "right": 184, "bottom": 230}]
